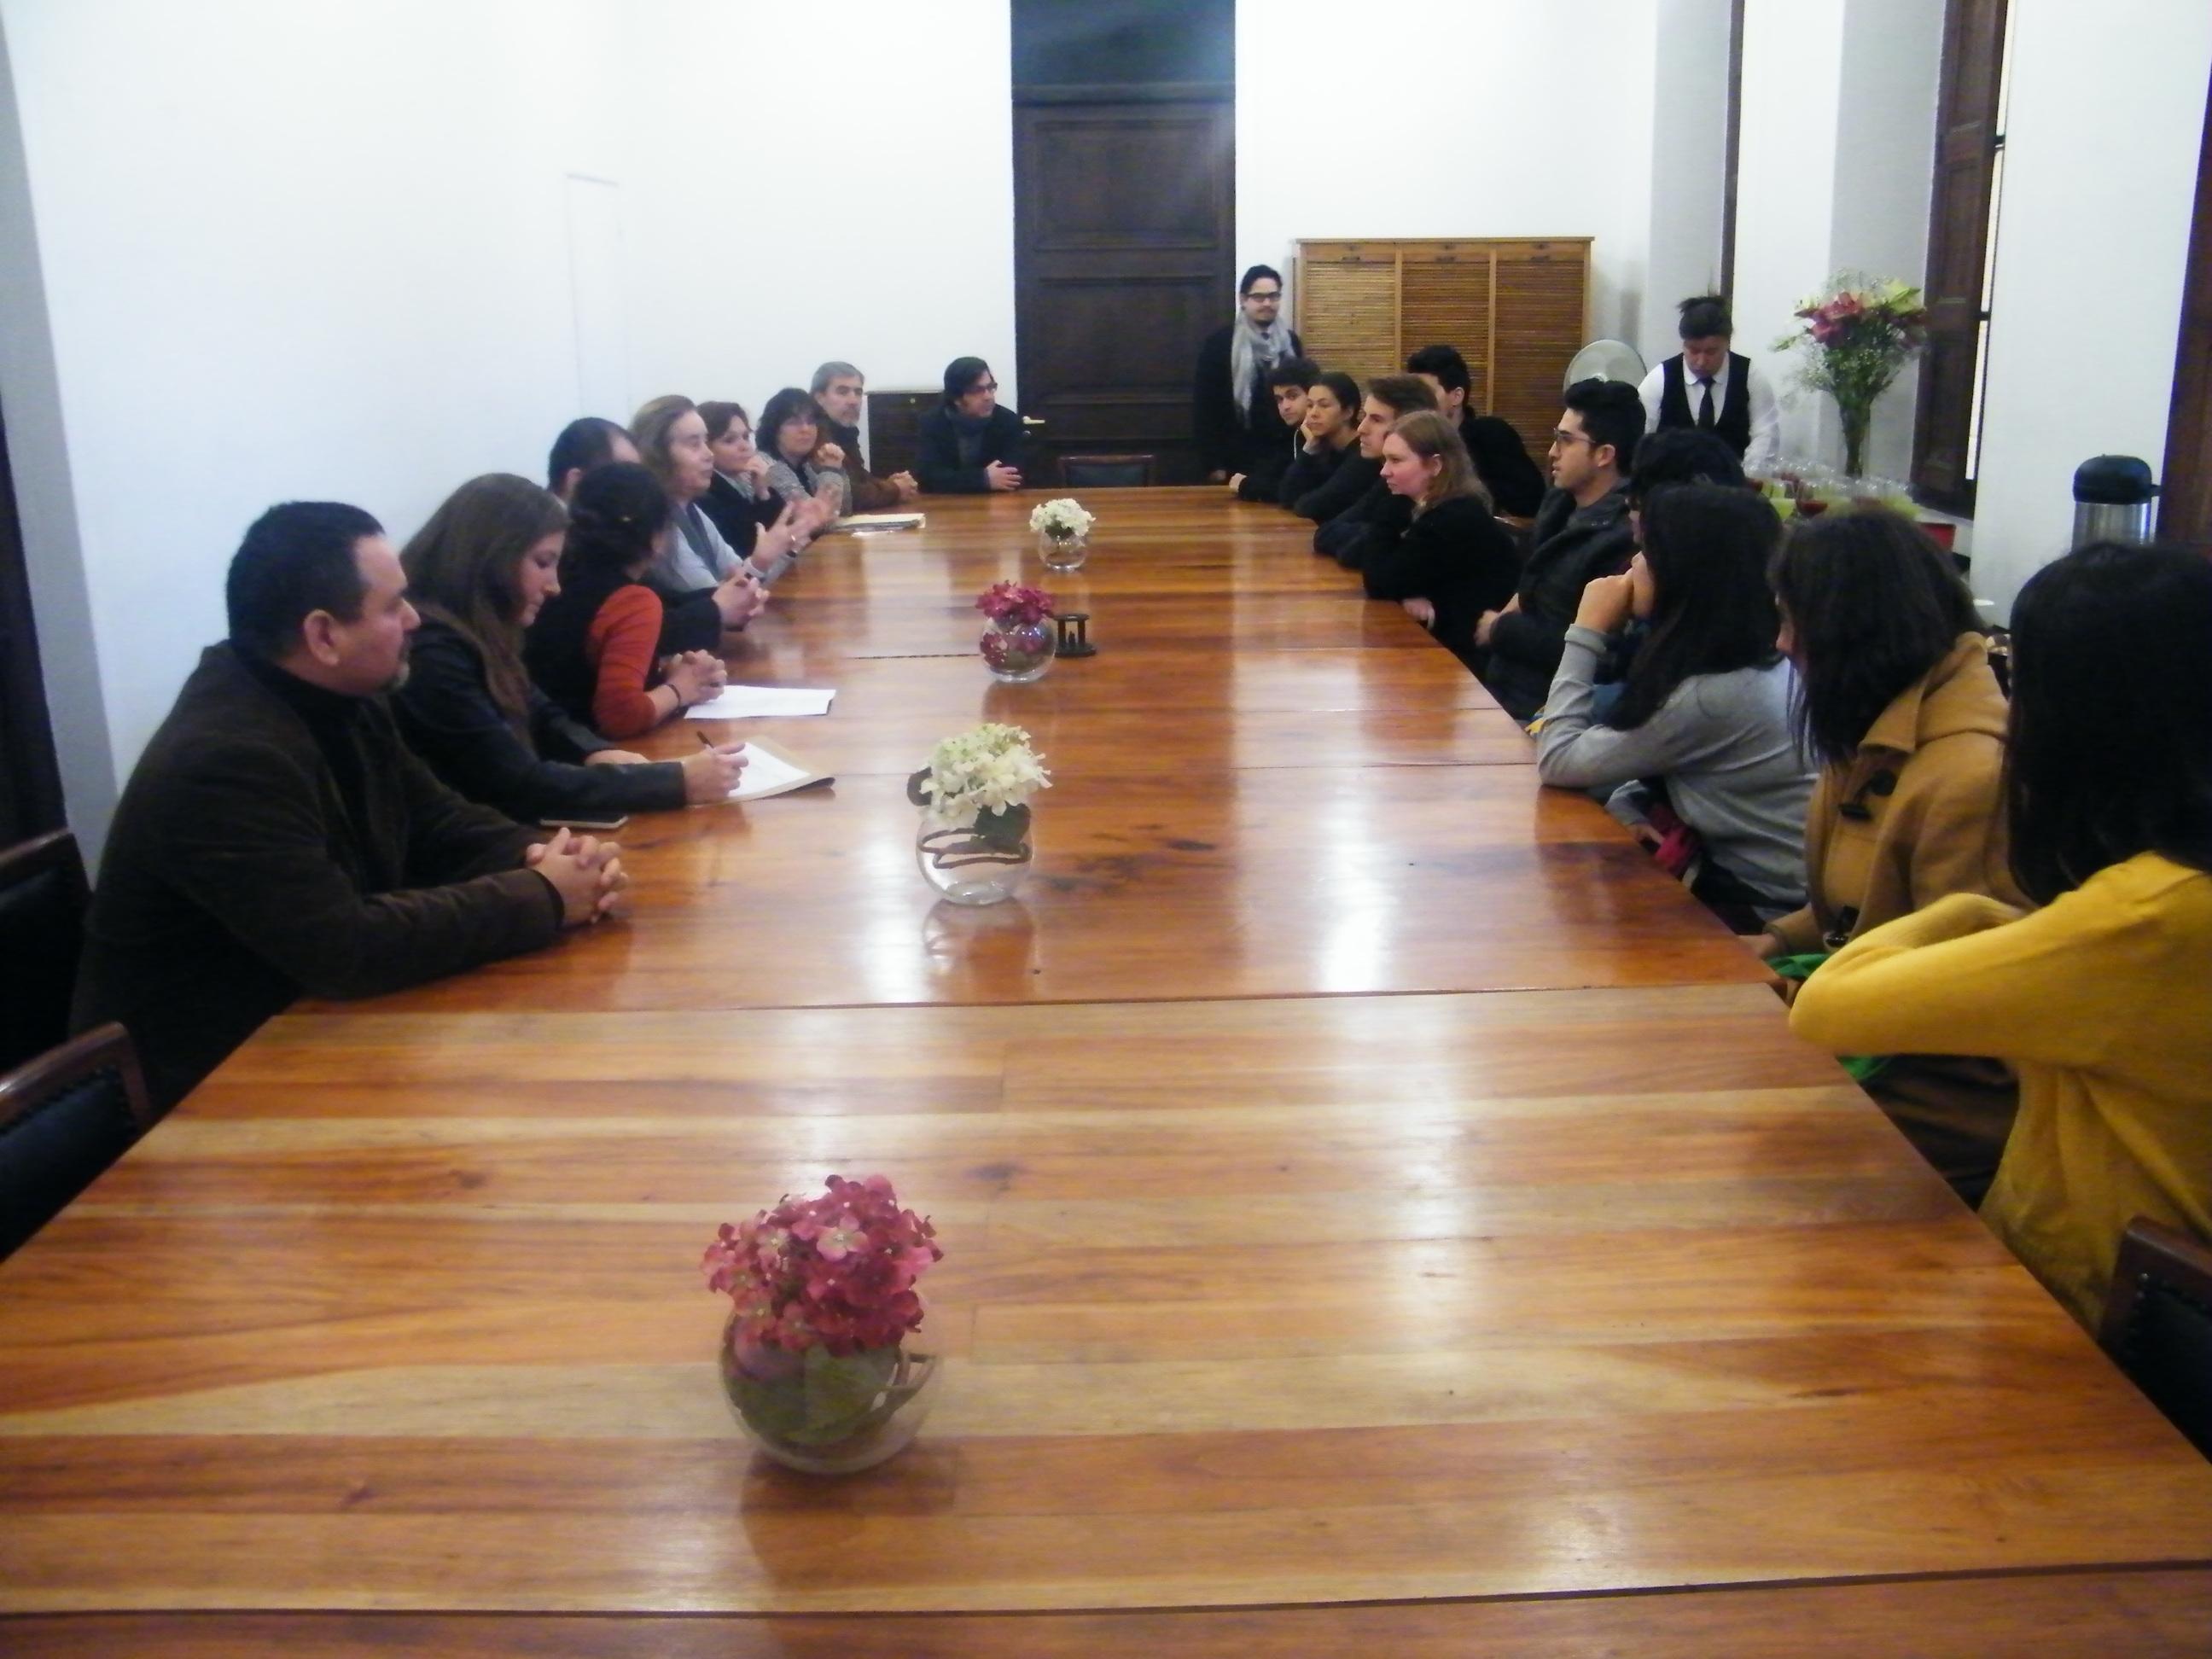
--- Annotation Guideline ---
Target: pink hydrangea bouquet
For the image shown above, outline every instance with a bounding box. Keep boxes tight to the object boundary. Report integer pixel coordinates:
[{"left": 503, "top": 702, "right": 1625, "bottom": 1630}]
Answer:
[{"left": 704, "top": 1174, "right": 945, "bottom": 1465}]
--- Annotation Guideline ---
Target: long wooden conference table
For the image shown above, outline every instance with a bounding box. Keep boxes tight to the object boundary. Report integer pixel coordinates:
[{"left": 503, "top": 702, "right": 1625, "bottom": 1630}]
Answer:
[{"left": 4, "top": 490, "right": 2210, "bottom": 1653}]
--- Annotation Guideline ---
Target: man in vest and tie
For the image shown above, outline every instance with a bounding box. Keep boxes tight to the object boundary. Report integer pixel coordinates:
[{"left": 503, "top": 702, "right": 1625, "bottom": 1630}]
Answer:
[{"left": 1638, "top": 294, "right": 1780, "bottom": 475}]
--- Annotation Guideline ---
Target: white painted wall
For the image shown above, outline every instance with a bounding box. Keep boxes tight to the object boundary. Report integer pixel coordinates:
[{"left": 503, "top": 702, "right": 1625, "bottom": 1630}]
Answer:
[
  {"left": 1238, "top": 0, "right": 1661, "bottom": 348},
  {"left": 617, "top": 0, "right": 1016, "bottom": 416},
  {"left": 0, "top": 0, "right": 1013, "bottom": 862},
  {"left": 1732, "top": 0, "right": 1943, "bottom": 478},
  {"left": 1970, "top": 2, "right": 2212, "bottom": 617},
  {"left": 1640, "top": 0, "right": 1733, "bottom": 358}
]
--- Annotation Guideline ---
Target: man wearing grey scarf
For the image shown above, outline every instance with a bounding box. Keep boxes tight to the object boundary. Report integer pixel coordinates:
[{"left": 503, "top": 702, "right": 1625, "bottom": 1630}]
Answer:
[{"left": 1194, "top": 264, "right": 1304, "bottom": 482}]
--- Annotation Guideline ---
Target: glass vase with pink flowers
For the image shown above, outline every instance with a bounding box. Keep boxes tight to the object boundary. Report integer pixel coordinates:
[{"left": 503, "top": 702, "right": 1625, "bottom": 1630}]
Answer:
[{"left": 702, "top": 1173, "right": 946, "bottom": 1475}]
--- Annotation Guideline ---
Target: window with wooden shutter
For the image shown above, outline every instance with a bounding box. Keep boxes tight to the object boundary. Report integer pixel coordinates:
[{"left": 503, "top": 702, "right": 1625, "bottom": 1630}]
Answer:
[
  {"left": 1912, "top": 0, "right": 2010, "bottom": 515},
  {"left": 1295, "top": 237, "right": 1591, "bottom": 466}
]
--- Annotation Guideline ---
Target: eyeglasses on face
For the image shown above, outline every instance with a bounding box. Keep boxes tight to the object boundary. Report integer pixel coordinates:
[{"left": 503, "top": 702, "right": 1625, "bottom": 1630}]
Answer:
[
  {"left": 1244, "top": 289, "right": 1283, "bottom": 302},
  {"left": 965, "top": 381, "right": 999, "bottom": 396},
  {"left": 1550, "top": 429, "right": 1594, "bottom": 447}
]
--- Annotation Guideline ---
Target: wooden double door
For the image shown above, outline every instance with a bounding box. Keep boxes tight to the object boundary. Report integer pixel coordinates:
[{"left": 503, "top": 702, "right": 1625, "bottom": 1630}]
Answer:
[{"left": 1013, "top": 91, "right": 1234, "bottom": 486}]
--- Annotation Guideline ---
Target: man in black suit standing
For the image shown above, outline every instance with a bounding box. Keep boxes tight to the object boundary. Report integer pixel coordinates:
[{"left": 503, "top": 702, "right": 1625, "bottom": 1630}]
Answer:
[{"left": 1194, "top": 265, "right": 1305, "bottom": 483}]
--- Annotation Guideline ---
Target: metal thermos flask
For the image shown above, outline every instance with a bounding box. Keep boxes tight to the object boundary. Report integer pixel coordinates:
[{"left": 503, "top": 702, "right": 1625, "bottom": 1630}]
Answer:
[{"left": 2070, "top": 455, "right": 2158, "bottom": 548}]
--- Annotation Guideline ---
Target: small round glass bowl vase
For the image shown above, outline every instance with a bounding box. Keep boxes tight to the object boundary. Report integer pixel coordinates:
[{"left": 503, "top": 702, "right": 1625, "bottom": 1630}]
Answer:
[
  {"left": 980, "top": 617, "right": 1054, "bottom": 683},
  {"left": 916, "top": 809, "right": 1033, "bottom": 906},
  {"left": 1037, "top": 529, "right": 1088, "bottom": 572},
  {"left": 720, "top": 1323, "right": 943, "bottom": 1476}
]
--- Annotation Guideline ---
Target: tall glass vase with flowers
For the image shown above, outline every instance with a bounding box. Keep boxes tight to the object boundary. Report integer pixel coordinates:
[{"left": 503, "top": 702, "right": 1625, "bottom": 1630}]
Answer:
[
  {"left": 703, "top": 1173, "right": 946, "bottom": 1476},
  {"left": 1774, "top": 275, "right": 1927, "bottom": 479}
]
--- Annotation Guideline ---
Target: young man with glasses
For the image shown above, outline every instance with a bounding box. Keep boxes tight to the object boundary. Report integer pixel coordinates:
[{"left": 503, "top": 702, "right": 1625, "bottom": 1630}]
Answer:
[
  {"left": 1476, "top": 378, "right": 1644, "bottom": 725},
  {"left": 1193, "top": 265, "right": 1304, "bottom": 483},
  {"left": 916, "top": 357, "right": 1027, "bottom": 493}
]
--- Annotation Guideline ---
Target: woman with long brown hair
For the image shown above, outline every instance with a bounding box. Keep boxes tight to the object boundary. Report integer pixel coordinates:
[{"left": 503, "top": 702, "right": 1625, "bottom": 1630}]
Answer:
[
  {"left": 1359, "top": 410, "right": 1519, "bottom": 670},
  {"left": 396, "top": 473, "right": 742, "bottom": 818}
]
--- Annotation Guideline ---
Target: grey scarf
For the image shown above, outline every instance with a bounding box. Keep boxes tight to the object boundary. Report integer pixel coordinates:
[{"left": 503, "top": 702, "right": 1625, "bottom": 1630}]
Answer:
[{"left": 1229, "top": 307, "right": 1295, "bottom": 427}]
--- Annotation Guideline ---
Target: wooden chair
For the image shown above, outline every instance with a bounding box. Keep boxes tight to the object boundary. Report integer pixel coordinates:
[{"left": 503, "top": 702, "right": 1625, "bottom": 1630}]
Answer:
[
  {"left": 0, "top": 1023, "right": 155, "bottom": 1258},
  {"left": 0, "top": 829, "right": 89, "bottom": 1075},
  {"left": 2100, "top": 1216, "right": 2212, "bottom": 1458},
  {"left": 1059, "top": 453, "right": 1155, "bottom": 489}
]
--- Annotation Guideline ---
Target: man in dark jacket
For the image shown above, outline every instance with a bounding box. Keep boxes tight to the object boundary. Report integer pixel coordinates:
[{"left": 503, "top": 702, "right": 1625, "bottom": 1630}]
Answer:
[
  {"left": 1193, "top": 265, "right": 1305, "bottom": 482},
  {"left": 1314, "top": 375, "right": 1438, "bottom": 570},
  {"left": 1477, "top": 378, "right": 1644, "bottom": 725},
  {"left": 917, "top": 357, "right": 1027, "bottom": 493},
  {"left": 812, "top": 361, "right": 917, "bottom": 510},
  {"left": 1405, "top": 344, "right": 1548, "bottom": 518},
  {"left": 73, "top": 502, "right": 624, "bottom": 1111}
]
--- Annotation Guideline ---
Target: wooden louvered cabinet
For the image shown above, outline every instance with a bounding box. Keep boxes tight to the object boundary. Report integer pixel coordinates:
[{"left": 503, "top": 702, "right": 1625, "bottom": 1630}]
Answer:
[{"left": 1295, "top": 238, "right": 1591, "bottom": 466}]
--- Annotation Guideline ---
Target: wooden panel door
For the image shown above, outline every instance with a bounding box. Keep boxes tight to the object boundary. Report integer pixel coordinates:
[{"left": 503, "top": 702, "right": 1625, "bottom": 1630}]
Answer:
[
  {"left": 1014, "top": 95, "right": 1235, "bottom": 486},
  {"left": 1912, "top": 0, "right": 2009, "bottom": 514}
]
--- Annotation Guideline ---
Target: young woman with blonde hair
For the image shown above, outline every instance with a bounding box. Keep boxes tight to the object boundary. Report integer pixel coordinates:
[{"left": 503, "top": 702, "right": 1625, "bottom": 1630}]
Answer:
[{"left": 1360, "top": 410, "right": 1519, "bottom": 669}]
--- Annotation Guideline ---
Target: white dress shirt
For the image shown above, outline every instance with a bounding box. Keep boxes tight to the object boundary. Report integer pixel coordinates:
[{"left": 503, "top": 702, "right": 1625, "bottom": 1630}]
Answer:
[{"left": 1637, "top": 353, "right": 1781, "bottom": 475}]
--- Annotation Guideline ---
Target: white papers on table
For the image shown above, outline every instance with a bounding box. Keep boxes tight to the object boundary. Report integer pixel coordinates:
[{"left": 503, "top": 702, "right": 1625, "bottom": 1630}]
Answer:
[
  {"left": 684, "top": 685, "right": 835, "bottom": 719},
  {"left": 725, "top": 739, "right": 830, "bottom": 801},
  {"left": 834, "top": 512, "right": 925, "bottom": 533}
]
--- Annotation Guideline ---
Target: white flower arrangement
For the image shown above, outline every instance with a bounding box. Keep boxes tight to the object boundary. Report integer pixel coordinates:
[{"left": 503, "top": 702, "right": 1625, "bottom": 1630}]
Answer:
[
  {"left": 908, "top": 723, "right": 1051, "bottom": 832},
  {"left": 1027, "top": 498, "right": 1095, "bottom": 540}
]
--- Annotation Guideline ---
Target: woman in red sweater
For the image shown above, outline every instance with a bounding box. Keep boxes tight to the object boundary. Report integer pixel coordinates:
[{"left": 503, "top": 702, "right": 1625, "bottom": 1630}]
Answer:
[{"left": 523, "top": 463, "right": 727, "bottom": 739}]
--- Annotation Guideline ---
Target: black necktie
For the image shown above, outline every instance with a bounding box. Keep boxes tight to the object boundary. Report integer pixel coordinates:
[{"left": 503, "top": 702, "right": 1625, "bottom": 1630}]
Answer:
[{"left": 1696, "top": 375, "right": 1716, "bottom": 430}]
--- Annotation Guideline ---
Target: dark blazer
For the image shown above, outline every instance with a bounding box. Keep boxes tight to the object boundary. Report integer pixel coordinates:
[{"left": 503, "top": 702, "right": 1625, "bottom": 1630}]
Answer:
[
  {"left": 824, "top": 416, "right": 905, "bottom": 512},
  {"left": 1234, "top": 428, "right": 1301, "bottom": 503},
  {"left": 1460, "top": 412, "right": 1548, "bottom": 518},
  {"left": 1193, "top": 323, "right": 1305, "bottom": 477},
  {"left": 1316, "top": 478, "right": 1413, "bottom": 571},
  {"left": 393, "top": 617, "right": 686, "bottom": 822},
  {"left": 699, "top": 472, "right": 783, "bottom": 559},
  {"left": 1280, "top": 439, "right": 1362, "bottom": 517},
  {"left": 1481, "top": 484, "right": 1638, "bottom": 724},
  {"left": 1292, "top": 449, "right": 1379, "bottom": 526},
  {"left": 72, "top": 645, "right": 560, "bottom": 1110},
  {"left": 1360, "top": 495, "right": 1522, "bottom": 669},
  {"left": 916, "top": 405, "right": 1027, "bottom": 494}
]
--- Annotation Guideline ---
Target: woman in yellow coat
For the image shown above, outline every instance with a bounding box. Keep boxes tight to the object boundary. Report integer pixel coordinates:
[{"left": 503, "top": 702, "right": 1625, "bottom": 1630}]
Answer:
[{"left": 1792, "top": 542, "right": 2212, "bottom": 1330}]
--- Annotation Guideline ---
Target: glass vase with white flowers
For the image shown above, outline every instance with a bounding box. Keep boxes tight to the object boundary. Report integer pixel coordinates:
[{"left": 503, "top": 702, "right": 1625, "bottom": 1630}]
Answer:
[
  {"left": 1028, "top": 498, "right": 1095, "bottom": 571},
  {"left": 907, "top": 723, "right": 1051, "bottom": 906}
]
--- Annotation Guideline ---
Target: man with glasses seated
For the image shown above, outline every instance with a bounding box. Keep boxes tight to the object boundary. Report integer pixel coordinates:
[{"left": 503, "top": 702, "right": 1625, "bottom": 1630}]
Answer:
[
  {"left": 1476, "top": 378, "right": 1644, "bottom": 725},
  {"left": 916, "top": 357, "right": 1027, "bottom": 493},
  {"left": 1194, "top": 265, "right": 1304, "bottom": 485}
]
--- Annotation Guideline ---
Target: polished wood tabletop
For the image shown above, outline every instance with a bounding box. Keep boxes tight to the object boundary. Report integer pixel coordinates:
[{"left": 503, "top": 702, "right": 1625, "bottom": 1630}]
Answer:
[{"left": 4, "top": 490, "right": 2209, "bottom": 1652}]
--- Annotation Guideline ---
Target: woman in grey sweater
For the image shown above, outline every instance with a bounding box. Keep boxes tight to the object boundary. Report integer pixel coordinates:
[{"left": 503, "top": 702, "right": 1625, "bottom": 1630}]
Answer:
[
  {"left": 1535, "top": 483, "right": 1814, "bottom": 923},
  {"left": 757, "top": 387, "right": 851, "bottom": 519}
]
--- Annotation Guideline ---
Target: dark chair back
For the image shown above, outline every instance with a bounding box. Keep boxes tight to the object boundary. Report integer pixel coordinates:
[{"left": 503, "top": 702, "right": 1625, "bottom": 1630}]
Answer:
[
  {"left": 2100, "top": 1216, "right": 2212, "bottom": 1458},
  {"left": 0, "top": 1024, "right": 154, "bottom": 1259},
  {"left": 0, "top": 830, "right": 89, "bottom": 1075},
  {"left": 1060, "top": 453, "right": 1155, "bottom": 489}
]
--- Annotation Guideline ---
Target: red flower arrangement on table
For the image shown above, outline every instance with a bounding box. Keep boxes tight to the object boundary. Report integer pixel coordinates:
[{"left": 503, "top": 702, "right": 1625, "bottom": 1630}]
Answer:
[
  {"left": 703, "top": 1173, "right": 942, "bottom": 1357},
  {"left": 703, "top": 1173, "right": 946, "bottom": 1470},
  {"left": 975, "top": 580, "right": 1055, "bottom": 628},
  {"left": 975, "top": 581, "right": 1057, "bottom": 677}
]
